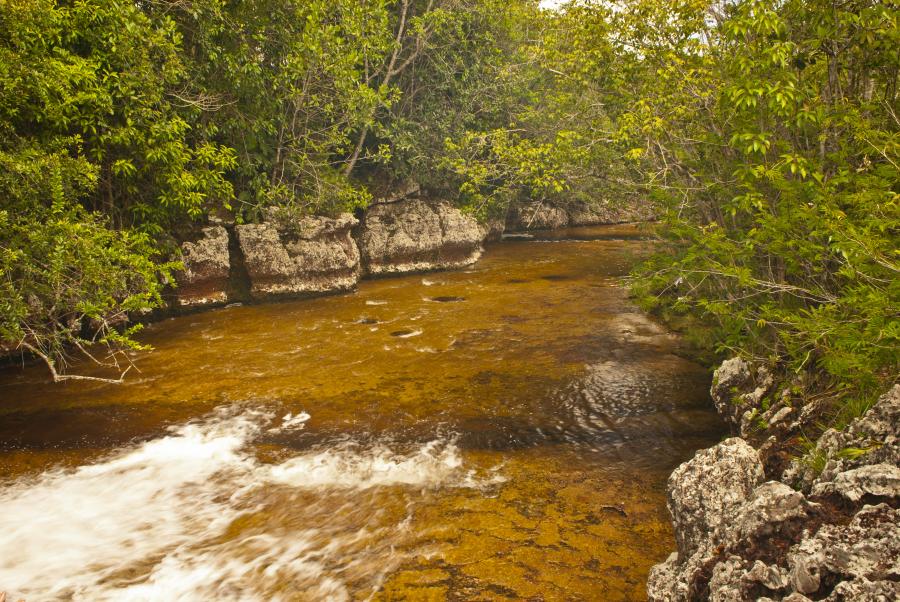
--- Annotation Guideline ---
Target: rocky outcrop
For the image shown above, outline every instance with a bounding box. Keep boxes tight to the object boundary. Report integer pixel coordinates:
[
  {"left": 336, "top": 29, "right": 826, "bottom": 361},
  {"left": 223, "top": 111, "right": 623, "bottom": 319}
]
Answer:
[
  {"left": 506, "top": 199, "right": 657, "bottom": 231},
  {"left": 566, "top": 199, "right": 658, "bottom": 226},
  {"left": 649, "top": 378, "right": 900, "bottom": 602},
  {"left": 506, "top": 201, "right": 570, "bottom": 230},
  {"left": 480, "top": 217, "right": 506, "bottom": 242},
  {"left": 355, "top": 198, "right": 484, "bottom": 275},
  {"left": 710, "top": 357, "right": 777, "bottom": 435},
  {"left": 786, "top": 385, "right": 900, "bottom": 493},
  {"left": 235, "top": 214, "right": 360, "bottom": 300},
  {"left": 667, "top": 438, "right": 766, "bottom": 561},
  {"left": 172, "top": 225, "right": 231, "bottom": 309}
]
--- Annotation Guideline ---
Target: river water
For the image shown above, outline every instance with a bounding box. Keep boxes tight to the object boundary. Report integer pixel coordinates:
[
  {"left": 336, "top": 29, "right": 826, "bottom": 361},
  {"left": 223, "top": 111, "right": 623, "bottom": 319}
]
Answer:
[{"left": 0, "top": 224, "right": 723, "bottom": 601}]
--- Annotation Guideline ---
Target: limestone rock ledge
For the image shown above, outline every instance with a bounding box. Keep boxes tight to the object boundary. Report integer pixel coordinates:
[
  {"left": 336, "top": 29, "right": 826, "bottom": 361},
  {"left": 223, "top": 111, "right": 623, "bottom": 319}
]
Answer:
[
  {"left": 235, "top": 214, "right": 360, "bottom": 300},
  {"left": 355, "top": 198, "right": 484, "bottom": 276},
  {"left": 172, "top": 225, "right": 231, "bottom": 309},
  {"left": 648, "top": 381, "right": 900, "bottom": 602},
  {"left": 506, "top": 199, "right": 657, "bottom": 231}
]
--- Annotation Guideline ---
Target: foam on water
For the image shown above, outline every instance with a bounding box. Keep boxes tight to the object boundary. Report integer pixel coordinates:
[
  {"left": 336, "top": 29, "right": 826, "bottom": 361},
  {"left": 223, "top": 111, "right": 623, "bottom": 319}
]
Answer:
[{"left": 0, "top": 408, "right": 477, "bottom": 601}]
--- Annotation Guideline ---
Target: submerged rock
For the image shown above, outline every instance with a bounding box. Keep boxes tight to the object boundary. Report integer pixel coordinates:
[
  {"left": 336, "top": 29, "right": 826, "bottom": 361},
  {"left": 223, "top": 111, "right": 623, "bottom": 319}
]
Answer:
[
  {"left": 235, "top": 214, "right": 360, "bottom": 300},
  {"left": 172, "top": 225, "right": 231, "bottom": 309},
  {"left": 355, "top": 198, "right": 484, "bottom": 276}
]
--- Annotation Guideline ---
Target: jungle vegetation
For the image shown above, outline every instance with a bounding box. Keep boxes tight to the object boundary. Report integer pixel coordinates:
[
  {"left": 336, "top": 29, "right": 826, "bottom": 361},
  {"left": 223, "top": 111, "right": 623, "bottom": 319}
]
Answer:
[{"left": 1, "top": 0, "right": 897, "bottom": 408}]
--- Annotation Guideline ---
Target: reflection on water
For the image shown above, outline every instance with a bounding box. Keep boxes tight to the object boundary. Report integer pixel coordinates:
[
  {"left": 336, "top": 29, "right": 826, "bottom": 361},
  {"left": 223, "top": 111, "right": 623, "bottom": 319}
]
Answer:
[{"left": 0, "top": 223, "right": 723, "bottom": 601}]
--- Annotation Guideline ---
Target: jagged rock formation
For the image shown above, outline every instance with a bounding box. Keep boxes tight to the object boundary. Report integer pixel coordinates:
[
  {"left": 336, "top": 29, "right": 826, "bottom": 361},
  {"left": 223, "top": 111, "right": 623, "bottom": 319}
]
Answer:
[
  {"left": 648, "top": 375, "right": 900, "bottom": 602},
  {"left": 235, "top": 214, "right": 360, "bottom": 300},
  {"left": 786, "top": 385, "right": 900, "bottom": 494},
  {"left": 172, "top": 225, "right": 231, "bottom": 309},
  {"left": 355, "top": 198, "right": 485, "bottom": 275}
]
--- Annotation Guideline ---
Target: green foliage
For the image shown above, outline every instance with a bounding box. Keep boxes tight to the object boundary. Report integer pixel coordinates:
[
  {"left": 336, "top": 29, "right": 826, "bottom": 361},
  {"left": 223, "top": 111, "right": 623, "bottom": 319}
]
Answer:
[
  {"left": 621, "top": 0, "right": 899, "bottom": 402},
  {"left": 0, "top": 0, "right": 236, "bottom": 232},
  {"left": 440, "top": 1, "right": 637, "bottom": 219},
  {"left": 161, "top": 0, "right": 394, "bottom": 218},
  {"left": 0, "top": 144, "right": 175, "bottom": 381},
  {"left": 1, "top": 0, "right": 895, "bottom": 391},
  {"left": 0, "top": 0, "right": 544, "bottom": 380}
]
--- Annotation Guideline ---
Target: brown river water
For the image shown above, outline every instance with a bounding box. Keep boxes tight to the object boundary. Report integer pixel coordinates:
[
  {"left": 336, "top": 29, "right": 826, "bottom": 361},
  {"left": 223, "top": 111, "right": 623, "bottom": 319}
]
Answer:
[{"left": 0, "top": 224, "right": 724, "bottom": 601}]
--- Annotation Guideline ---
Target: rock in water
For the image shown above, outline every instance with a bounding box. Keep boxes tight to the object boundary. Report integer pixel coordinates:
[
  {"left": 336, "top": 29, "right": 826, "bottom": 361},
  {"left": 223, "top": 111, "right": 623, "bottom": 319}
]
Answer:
[
  {"left": 235, "top": 214, "right": 360, "bottom": 300},
  {"left": 173, "top": 225, "right": 231, "bottom": 309},
  {"left": 355, "top": 198, "right": 484, "bottom": 276}
]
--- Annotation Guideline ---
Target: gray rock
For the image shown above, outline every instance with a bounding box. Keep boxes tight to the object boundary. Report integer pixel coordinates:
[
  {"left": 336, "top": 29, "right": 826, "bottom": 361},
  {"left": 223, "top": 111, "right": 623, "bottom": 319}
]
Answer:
[
  {"left": 727, "top": 481, "right": 812, "bottom": 546},
  {"left": 566, "top": 199, "right": 657, "bottom": 226},
  {"left": 710, "top": 358, "right": 777, "bottom": 432},
  {"left": 356, "top": 199, "right": 484, "bottom": 275},
  {"left": 707, "top": 557, "right": 791, "bottom": 601},
  {"left": 811, "top": 464, "right": 900, "bottom": 502},
  {"left": 824, "top": 578, "right": 900, "bottom": 601},
  {"left": 710, "top": 358, "right": 752, "bottom": 422},
  {"left": 506, "top": 199, "right": 657, "bottom": 230},
  {"left": 788, "top": 385, "right": 900, "bottom": 492},
  {"left": 668, "top": 437, "right": 765, "bottom": 560},
  {"left": 787, "top": 504, "right": 900, "bottom": 595},
  {"left": 506, "top": 201, "right": 569, "bottom": 230},
  {"left": 782, "top": 593, "right": 814, "bottom": 602},
  {"left": 173, "top": 226, "right": 231, "bottom": 309},
  {"left": 235, "top": 214, "right": 360, "bottom": 300},
  {"left": 647, "top": 553, "right": 689, "bottom": 602},
  {"left": 648, "top": 438, "right": 766, "bottom": 601}
]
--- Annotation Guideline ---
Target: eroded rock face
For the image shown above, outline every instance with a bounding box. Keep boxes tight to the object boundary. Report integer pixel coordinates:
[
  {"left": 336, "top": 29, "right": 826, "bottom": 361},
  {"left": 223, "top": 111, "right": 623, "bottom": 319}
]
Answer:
[
  {"left": 506, "top": 202, "right": 570, "bottom": 230},
  {"left": 505, "top": 199, "right": 657, "bottom": 231},
  {"left": 710, "top": 358, "right": 776, "bottom": 433},
  {"left": 235, "top": 214, "right": 360, "bottom": 300},
  {"left": 649, "top": 381, "right": 900, "bottom": 602},
  {"left": 566, "top": 199, "right": 658, "bottom": 226},
  {"left": 648, "top": 438, "right": 765, "bottom": 601},
  {"left": 480, "top": 217, "right": 506, "bottom": 242},
  {"left": 787, "top": 504, "right": 900, "bottom": 597},
  {"left": 668, "top": 438, "right": 766, "bottom": 560},
  {"left": 787, "top": 385, "right": 900, "bottom": 492},
  {"left": 355, "top": 199, "right": 484, "bottom": 275},
  {"left": 173, "top": 225, "right": 231, "bottom": 309}
]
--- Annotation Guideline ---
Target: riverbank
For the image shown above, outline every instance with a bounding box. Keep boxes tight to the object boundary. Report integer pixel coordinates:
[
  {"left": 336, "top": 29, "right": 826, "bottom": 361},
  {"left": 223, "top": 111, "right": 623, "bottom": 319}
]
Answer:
[
  {"left": 169, "top": 193, "right": 655, "bottom": 312},
  {"left": 648, "top": 357, "right": 899, "bottom": 601}
]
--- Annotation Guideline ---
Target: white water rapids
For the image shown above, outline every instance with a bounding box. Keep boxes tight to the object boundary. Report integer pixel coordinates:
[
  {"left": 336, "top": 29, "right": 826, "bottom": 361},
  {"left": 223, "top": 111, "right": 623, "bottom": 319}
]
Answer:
[{"left": 0, "top": 408, "right": 490, "bottom": 601}]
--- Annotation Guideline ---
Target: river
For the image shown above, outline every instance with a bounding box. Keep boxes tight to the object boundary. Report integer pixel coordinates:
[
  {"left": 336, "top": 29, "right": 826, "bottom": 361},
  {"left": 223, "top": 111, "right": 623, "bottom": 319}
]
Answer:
[{"left": 0, "top": 224, "right": 724, "bottom": 601}]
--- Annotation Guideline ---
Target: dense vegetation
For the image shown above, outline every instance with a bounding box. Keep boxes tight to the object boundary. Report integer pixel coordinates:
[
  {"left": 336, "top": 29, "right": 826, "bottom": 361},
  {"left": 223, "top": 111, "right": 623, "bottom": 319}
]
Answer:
[
  {"left": 0, "top": 0, "right": 543, "bottom": 378},
  {"left": 1, "top": 0, "right": 897, "bottom": 407},
  {"left": 618, "top": 0, "right": 899, "bottom": 418}
]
